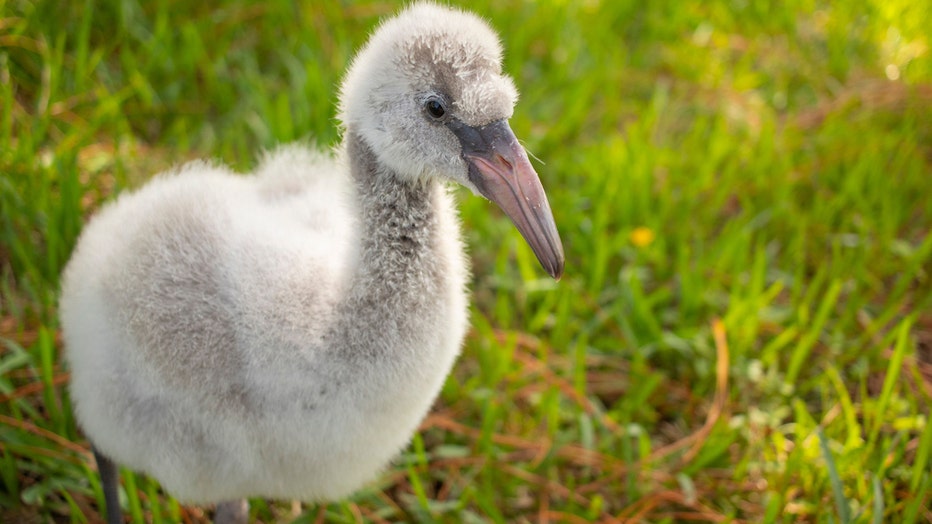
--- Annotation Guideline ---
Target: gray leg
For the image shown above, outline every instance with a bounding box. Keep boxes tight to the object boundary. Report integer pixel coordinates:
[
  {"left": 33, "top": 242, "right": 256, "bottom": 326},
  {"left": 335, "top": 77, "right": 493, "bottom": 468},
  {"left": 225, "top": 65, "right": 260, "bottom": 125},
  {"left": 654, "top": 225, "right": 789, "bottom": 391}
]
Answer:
[
  {"left": 214, "top": 499, "right": 249, "bottom": 524},
  {"left": 93, "top": 447, "right": 122, "bottom": 524}
]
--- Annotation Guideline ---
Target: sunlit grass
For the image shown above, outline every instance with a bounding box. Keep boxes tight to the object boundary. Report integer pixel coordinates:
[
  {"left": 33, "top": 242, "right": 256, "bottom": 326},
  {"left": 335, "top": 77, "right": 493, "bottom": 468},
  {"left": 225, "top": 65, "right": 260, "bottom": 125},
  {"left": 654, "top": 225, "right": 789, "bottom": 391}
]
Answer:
[{"left": 2, "top": 0, "right": 931, "bottom": 521}]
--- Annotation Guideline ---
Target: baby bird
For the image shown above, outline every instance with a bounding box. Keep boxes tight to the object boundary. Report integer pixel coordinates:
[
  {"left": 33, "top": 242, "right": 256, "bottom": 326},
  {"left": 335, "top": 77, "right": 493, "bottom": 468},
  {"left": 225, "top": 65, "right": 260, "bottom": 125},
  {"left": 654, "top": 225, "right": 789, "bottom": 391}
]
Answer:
[{"left": 60, "top": 3, "right": 563, "bottom": 523}]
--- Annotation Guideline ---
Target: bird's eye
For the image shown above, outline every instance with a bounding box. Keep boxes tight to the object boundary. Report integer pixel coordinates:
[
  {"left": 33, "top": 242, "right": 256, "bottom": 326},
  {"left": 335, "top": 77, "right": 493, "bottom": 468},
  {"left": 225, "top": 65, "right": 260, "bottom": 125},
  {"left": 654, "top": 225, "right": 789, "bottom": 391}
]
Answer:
[{"left": 425, "top": 98, "right": 446, "bottom": 120}]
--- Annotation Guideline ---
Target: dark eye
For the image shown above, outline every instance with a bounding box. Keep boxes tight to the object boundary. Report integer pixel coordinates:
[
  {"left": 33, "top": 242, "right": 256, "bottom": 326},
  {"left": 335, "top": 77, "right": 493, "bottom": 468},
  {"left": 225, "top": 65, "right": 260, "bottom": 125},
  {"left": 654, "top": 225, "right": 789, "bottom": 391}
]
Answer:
[{"left": 425, "top": 98, "right": 446, "bottom": 120}]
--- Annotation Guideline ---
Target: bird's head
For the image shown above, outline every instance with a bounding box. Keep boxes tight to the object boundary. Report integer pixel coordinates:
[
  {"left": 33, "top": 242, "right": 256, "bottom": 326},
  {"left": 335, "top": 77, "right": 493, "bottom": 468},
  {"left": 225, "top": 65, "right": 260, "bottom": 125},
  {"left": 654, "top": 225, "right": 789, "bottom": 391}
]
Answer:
[{"left": 339, "top": 2, "right": 564, "bottom": 279}]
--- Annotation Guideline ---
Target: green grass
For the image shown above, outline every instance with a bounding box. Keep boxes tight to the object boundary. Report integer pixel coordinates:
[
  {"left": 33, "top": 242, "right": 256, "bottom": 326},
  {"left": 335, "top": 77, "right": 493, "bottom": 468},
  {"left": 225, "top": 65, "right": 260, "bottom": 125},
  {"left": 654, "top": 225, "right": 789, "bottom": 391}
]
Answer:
[{"left": 2, "top": 0, "right": 932, "bottom": 521}]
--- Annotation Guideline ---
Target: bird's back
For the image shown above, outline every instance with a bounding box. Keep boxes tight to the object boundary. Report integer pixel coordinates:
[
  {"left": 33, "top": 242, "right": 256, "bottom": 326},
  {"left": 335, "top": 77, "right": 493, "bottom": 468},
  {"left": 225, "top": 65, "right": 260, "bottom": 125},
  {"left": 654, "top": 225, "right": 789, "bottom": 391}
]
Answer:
[{"left": 63, "top": 147, "right": 356, "bottom": 388}]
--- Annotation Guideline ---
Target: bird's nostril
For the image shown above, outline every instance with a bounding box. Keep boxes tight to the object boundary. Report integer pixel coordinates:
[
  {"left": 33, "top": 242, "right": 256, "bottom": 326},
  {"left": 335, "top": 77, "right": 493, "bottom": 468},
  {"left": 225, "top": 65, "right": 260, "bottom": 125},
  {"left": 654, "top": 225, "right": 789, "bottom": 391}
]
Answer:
[{"left": 495, "top": 153, "right": 512, "bottom": 170}]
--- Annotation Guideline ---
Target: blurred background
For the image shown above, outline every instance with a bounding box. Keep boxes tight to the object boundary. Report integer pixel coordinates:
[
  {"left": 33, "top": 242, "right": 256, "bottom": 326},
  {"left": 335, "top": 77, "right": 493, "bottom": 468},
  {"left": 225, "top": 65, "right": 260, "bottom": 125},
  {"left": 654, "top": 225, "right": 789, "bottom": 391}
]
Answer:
[{"left": 1, "top": 0, "right": 930, "bottom": 522}]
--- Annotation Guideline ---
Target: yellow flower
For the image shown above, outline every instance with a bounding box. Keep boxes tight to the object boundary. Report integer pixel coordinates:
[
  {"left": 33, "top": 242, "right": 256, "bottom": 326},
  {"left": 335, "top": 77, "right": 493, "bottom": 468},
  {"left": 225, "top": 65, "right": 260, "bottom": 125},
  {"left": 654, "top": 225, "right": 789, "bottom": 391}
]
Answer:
[{"left": 630, "top": 227, "right": 655, "bottom": 247}]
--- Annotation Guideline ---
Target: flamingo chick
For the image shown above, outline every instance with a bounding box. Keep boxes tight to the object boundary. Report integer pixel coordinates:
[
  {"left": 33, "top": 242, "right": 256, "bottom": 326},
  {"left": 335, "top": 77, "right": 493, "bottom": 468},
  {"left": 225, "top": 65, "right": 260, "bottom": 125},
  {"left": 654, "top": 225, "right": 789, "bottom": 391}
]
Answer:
[{"left": 60, "top": 3, "right": 564, "bottom": 523}]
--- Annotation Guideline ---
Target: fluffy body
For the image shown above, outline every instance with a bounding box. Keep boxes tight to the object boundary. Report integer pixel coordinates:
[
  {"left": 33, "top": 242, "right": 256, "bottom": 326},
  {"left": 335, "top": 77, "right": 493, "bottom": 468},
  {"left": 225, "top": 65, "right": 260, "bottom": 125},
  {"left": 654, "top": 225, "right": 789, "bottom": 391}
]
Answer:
[
  {"left": 61, "top": 144, "right": 468, "bottom": 501},
  {"left": 61, "top": 2, "right": 522, "bottom": 504}
]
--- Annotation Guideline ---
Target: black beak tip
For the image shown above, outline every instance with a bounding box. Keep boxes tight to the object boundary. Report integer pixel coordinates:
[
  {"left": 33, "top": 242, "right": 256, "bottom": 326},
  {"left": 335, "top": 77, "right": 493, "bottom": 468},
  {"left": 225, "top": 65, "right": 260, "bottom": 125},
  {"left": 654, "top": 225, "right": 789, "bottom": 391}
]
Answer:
[
  {"left": 544, "top": 252, "right": 565, "bottom": 280},
  {"left": 552, "top": 261, "right": 565, "bottom": 281}
]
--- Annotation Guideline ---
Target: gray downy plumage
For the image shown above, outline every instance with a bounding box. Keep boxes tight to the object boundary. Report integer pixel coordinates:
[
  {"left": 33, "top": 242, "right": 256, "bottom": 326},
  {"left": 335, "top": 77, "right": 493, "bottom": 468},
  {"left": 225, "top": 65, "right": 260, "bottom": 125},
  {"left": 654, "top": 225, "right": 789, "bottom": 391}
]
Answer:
[{"left": 60, "top": 2, "right": 563, "bottom": 522}]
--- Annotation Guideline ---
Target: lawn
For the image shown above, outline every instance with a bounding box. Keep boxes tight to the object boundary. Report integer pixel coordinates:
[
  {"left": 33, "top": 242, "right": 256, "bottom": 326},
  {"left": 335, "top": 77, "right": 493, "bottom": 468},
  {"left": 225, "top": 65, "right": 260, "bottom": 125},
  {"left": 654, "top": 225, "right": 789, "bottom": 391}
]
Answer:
[{"left": 2, "top": 0, "right": 931, "bottom": 522}]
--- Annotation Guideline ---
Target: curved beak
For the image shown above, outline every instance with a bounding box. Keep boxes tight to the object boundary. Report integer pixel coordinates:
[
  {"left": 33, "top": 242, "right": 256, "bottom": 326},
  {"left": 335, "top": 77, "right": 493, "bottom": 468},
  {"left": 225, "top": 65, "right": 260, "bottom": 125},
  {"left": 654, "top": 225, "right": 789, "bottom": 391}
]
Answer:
[{"left": 449, "top": 119, "right": 565, "bottom": 280}]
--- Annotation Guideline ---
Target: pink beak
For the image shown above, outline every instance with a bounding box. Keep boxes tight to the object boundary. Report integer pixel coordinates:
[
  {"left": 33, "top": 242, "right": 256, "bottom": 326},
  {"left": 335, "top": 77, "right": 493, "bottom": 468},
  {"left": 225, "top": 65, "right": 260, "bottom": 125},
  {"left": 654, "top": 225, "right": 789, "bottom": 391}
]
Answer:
[{"left": 452, "top": 119, "right": 564, "bottom": 279}]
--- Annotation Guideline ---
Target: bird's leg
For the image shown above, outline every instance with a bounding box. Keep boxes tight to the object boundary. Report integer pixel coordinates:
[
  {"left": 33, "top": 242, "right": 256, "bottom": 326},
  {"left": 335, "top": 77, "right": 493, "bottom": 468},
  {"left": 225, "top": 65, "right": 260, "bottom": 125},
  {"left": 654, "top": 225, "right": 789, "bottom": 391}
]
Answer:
[
  {"left": 93, "top": 447, "right": 122, "bottom": 524},
  {"left": 214, "top": 499, "right": 249, "bottom": 524}
]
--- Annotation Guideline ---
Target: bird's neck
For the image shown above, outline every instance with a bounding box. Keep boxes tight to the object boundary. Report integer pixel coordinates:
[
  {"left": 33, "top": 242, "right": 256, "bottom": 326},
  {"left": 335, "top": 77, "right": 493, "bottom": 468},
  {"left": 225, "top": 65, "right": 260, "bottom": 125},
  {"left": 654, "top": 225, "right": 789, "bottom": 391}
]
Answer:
[
  {"left": 316, "top": 132, "right": 464, "bottom": 407},
  {"left": 344, "top": 130, "right": 440, "bottom": 300}
]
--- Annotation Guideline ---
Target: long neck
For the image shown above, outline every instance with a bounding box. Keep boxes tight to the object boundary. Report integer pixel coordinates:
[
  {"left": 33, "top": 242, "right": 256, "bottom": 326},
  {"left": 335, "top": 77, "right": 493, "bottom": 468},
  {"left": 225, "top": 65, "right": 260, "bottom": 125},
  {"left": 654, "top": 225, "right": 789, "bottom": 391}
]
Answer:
[
  {"left": 346, "top": 131, "right": 438, "bottom": 289},
  {"left": 335, "top": 131, "right": 445, "bottom": 359}
]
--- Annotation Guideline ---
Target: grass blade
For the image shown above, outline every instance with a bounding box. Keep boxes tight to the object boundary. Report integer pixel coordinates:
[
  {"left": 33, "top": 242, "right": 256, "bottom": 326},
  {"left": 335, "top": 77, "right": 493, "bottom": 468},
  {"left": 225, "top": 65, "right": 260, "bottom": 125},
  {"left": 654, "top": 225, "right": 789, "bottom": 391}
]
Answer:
[
  {"left": 868, "top": 317, "right": 913, "bottom": 449},
  {"left": 818, "top": 428, "right": 850, "bottom": 524},
  {"left": 871, "top": 475, "right": 884, "bottom": 524}
]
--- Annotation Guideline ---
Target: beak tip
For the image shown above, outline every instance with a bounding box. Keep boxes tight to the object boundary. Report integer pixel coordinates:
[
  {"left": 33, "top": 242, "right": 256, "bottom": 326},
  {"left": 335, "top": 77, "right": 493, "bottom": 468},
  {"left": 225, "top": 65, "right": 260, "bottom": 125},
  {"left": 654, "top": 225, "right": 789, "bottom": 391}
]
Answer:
[{"left": 546, "top": 256, "right": 565, "bottom": 281}]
